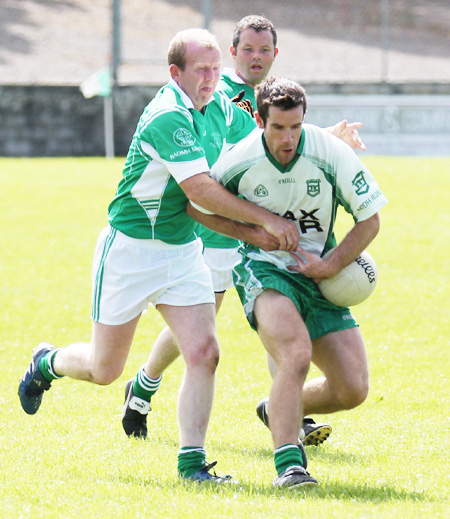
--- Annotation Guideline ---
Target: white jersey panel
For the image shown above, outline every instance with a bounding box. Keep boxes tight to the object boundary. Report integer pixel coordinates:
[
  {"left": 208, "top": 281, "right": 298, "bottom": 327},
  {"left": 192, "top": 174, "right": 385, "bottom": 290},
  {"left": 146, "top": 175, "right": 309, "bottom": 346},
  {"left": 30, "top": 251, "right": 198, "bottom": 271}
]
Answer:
[{"left": 140, "top": 138, "right": 209, "bottom": 184}]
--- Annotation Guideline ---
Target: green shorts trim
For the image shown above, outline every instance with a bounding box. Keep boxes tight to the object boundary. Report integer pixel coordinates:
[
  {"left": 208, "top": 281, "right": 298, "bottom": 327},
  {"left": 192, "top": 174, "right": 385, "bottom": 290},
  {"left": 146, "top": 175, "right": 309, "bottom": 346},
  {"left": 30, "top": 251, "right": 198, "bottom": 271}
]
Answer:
[{"left": 233, "top": 257, "right": 358, "bottom": 340}]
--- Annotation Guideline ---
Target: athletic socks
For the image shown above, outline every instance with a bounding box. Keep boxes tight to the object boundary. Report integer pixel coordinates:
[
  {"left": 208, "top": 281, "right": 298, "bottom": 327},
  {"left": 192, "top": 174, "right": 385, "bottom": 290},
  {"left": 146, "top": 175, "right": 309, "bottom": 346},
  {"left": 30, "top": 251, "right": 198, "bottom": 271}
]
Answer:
[
  {"left": 274, "top": 443, "right": 305, "bottom": 475},
  {"left": 178, "top": 447, "right": 207, "bottom": 477},
  {"left": 38, "top": 350, "right": 63, "bottom": 382},
  {"left": 132, "top": 366, "right": 162, "bottom": 403}
]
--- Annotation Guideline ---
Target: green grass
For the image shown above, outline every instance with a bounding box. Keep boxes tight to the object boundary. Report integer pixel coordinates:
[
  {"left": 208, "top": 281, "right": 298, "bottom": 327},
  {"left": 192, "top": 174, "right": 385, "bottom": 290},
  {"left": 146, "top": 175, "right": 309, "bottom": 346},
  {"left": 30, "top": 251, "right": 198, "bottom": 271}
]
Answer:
[{"left": 1, "top": 156, "right": 449, "bottom": 518}]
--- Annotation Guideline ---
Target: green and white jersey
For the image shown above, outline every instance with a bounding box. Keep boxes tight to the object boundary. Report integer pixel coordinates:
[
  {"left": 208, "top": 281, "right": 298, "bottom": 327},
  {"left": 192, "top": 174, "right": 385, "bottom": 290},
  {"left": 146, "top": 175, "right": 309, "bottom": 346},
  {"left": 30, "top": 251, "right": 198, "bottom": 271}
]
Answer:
[
  {"left": 108, "top": 79, "right": 255, "bottom": 244},
  {"left": 216, "top": 67, "right": 256, "bottom": 107},
  {"left": 210, "top": 123, "right": 388, "bottom": 270}
]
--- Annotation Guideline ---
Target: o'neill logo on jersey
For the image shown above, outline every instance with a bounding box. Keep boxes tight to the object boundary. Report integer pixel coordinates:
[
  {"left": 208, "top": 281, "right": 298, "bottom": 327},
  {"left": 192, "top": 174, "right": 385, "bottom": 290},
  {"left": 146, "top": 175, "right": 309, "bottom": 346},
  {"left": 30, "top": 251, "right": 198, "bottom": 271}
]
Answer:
[
  {"left": 254, "top": 184, "right": 269, "bottom": 197},
  {"left": 306, "top": 179, "right": 320, "bottom": 197},
  {"left": 352, "top": 171, "right": 369, "bottom": 195},
  {"left": 173, "top": 128, "right": 196, "bottom": 147}
]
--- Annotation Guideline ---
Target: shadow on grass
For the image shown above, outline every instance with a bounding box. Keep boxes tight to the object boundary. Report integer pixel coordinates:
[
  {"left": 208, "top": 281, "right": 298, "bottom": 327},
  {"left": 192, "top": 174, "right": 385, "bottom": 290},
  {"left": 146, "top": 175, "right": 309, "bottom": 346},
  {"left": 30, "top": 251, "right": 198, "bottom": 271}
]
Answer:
[
  {"left": 110, "top": 472, "right": 432, "bottom": 504},
  {"left": 118, "top": 439, "right": 432, "bottom": 503},
  {"left": 217, "top": 443, "right": 366, "bottom": 466},
  {"left": 238, "top": 481, "right": 432, "bottom": 503}
]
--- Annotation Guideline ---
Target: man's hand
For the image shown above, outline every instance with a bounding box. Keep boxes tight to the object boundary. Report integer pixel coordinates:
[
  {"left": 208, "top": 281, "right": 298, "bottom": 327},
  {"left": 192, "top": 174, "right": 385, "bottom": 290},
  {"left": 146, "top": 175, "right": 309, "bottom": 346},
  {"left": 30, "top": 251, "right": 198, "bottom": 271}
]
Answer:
[
  {"left": 288, "top": 247, "right": 337, "bottom": 281},
  {"left": 230, "top": 89, "right": 255, "bottom": 117},
  {"left": 187, "top": 202, "right": 279, "bottom": 250},
  {"left": 183, "top": 174, "right": 299, "bottom": 249},
  {"left": 263, "top": 214, "right": 300, "bottom": 252},
  {"left": 243, "top": 224, "right": 280, "bottom": 251},
  {"left": 328, "top": 120, "right": 366, "bottom": 151}
]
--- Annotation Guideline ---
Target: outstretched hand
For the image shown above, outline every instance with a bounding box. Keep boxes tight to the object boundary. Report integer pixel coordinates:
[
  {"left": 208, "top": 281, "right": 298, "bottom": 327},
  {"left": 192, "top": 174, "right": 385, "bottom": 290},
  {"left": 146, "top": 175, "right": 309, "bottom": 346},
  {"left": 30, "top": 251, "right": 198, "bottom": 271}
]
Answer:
[{"left": 330, "top": 120, "right": 366, "bottom": 151}]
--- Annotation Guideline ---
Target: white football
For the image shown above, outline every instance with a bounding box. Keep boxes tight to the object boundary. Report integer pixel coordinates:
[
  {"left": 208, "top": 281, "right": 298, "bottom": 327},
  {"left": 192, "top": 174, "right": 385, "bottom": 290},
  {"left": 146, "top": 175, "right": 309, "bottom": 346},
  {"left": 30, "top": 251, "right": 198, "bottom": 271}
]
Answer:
[{"left": 318, "top": 250, "right": 378, "bottom": 307}]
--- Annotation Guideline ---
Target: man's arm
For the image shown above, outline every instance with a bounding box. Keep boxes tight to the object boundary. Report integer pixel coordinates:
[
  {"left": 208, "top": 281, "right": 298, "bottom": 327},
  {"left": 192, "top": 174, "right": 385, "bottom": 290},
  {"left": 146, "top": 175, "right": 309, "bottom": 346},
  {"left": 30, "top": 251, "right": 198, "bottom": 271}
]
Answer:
[
  {"left": 180, "top": 172, "right": 299, "bottom": 251},
  {"left": 187, "top": 202, "right": 279, "bottom": 251},
  {"left": 288, "top": 213, "right": 380, "bottom": 279}
]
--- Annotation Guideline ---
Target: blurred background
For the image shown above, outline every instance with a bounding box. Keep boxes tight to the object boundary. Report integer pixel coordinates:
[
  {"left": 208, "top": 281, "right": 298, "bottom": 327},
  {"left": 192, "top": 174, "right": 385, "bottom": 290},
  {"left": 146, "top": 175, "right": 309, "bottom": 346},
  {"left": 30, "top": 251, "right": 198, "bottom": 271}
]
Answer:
[{"left": 1, "top": 0, "right": 449, "bottom": 156}]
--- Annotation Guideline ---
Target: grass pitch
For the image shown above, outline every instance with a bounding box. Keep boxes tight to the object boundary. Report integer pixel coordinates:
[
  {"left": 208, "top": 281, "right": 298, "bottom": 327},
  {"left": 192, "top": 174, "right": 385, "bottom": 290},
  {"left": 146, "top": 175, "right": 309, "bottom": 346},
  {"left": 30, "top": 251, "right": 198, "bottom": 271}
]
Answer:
[{"left": 1, "top": 156, "right": 449, "bottom": 518}]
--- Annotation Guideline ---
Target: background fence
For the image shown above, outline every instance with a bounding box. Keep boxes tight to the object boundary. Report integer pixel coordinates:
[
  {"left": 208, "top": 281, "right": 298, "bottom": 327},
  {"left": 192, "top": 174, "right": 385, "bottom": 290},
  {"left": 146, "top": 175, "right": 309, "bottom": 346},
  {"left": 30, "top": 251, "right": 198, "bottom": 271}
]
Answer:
[
  {"left": 1, "top": 0, "right": 449, "bottom": 86},
  {"left": 1, "top": 1, "right": 449, "bottom": 157},
  {"left": 115, "top": 0, "right": 450, "bottom": 85}
]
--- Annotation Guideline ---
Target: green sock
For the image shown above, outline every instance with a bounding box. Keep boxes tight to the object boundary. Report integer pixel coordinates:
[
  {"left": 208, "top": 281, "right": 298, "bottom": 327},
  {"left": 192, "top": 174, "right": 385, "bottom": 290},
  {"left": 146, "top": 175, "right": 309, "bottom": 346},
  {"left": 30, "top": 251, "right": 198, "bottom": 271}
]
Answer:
[
  {"left": 178, "top": 447, "right": 206, "bottom": 477},
  {"left": 38, "top": 350, "right": 63, "bottom": 383},
  {"left": 274, "top": 444, "right": 304, "bottom": 475},
  {"left": 132, "top": 366, "right": 162, "bottom": 402}
]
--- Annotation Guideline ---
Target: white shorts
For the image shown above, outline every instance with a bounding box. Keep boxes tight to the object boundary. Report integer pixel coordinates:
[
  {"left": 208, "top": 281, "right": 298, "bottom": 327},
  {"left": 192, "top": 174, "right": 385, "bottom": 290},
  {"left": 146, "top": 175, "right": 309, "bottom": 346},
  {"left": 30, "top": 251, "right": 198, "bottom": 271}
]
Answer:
[
  {"left": 203, "top": 246, "right": 241, "bottom": 292},
  {"left": 91, "top": 227, "right": 215, "bottom": 325}
]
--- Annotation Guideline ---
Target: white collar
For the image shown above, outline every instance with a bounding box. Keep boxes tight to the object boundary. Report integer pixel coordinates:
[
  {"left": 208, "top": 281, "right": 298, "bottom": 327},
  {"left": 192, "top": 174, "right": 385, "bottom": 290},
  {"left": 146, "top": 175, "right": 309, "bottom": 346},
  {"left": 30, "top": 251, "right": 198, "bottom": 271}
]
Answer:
[{"left": 222, "top": 67, "right": 246, "bottom": 85}]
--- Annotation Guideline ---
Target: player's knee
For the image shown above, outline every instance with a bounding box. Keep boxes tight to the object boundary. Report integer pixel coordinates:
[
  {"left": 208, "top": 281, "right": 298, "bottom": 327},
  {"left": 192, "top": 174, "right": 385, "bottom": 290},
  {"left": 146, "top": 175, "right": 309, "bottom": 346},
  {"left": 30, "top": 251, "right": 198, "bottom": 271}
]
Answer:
[
  {"left": 183, "top": 336, "right": 220, "bottom": 372},
  {"left": 279, "top": 348, "right": 311, "bottom": 380},
  {"left": 89, "top": 365, "right": 123, "bottom": 385},
  {"left": 339, "top": 378, "right": 369, "bottom": 410}
]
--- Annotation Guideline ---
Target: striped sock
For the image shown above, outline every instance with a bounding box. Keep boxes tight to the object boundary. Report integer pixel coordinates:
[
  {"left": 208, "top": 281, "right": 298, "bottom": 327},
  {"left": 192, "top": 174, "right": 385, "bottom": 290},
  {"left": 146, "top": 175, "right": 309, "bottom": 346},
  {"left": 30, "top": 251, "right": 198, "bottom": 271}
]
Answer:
[
  {"left": 38, "top": 350, "right": 63, "bottom": 382},
  {"left": 178, "top": 447, "right": 207, "bottom": 478},
  {"left": 132, "top": 366, "right": 162, "bottom": 402},
  {"left": 274, "top": 444, "right": 304, "bottom": 475}
]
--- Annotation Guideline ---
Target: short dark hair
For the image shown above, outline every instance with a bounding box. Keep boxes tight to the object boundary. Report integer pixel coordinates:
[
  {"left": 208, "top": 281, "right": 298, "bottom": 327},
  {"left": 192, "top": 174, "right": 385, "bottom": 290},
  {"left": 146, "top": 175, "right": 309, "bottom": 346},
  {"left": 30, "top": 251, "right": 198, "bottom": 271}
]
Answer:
[
  {"left": 256, "top": 77, "right": 307, "bottom": 125},
  {"left": 232, "top": 15, "right": 277, "bottom": 48}
]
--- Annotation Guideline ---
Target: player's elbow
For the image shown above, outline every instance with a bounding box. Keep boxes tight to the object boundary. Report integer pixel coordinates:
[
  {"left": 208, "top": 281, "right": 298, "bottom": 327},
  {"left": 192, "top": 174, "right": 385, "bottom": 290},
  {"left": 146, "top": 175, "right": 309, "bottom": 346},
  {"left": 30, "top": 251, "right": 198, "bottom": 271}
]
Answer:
[
  {"left": 186, "top": 201, "right": 199, "bottom": 221},
  {"left": 370, "top": 212, "right": 381, "bottom": 236},
  {"left": 180, "top": 172, "right": 213, "bottom": 207},
  {"left": 360, "top": 212, "right": 381, "bottom": 242}
]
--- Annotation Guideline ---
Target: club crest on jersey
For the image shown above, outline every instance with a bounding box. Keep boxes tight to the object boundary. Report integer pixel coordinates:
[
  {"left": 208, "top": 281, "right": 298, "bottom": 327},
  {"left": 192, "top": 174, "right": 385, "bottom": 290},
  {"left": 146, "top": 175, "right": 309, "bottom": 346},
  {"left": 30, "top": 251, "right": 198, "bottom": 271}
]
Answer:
[
  {"left": 210, "top": 132, "right": 223, "bottom": 149},
  {"left": 254, "top": 184, "right": 269, "bottom": 197},
  {"left": 352, "top": 171, "right": 369, "bottom": 195},
  {"left": 306, "top": 179, "right": 321, "bottom": 197},
  {"left": 173, "top": 128, "right": 196, "bottom": 147}
]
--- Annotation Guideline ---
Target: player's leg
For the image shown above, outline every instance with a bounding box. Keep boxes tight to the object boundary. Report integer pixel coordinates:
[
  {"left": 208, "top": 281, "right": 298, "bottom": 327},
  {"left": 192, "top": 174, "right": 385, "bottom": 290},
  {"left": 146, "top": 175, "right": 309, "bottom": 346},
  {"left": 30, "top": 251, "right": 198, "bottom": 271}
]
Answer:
[
  {"left": 19, "top": 226, "right": 146, "bottom": 415},
  {"left": 303, "top": 326, "right": 369, "bottom": 414},
  {"left": 127, "top": 246, "right": 232, "bottom": 383},
  {"left": 142, "top": 290, "right": 225, "bottom": 380},
  {"left": 143, "top": 246, "right": 235, "bottom": 377},
  {"left": 143, "top": 326, "right": 181, "bottom": 378},
  {"left": 158, "top": 302, "right": 230, "bottom": 481},
  {"left": 254, "top": 289, "right": 317, "bottom": 487},
  {"left": 18, "top": 317, "right": 140, "bottom": 415},
  {"left": 121, "top": 290, "right": 225, "bottom": 438},
  {"left": 122, "top": 246, "right": 233, "bottom": 437},
  {"left": 52, "top": 318, "right": 139, "bottom": 383},
  {"left": 158, "top": 302, "right": 218, "bottom": 447},
  {"left": 254, "top": 289, "right": 310, "bottom": 447},
  {"left": 258, "top": 352, "right": 333, "bottom": 446}
]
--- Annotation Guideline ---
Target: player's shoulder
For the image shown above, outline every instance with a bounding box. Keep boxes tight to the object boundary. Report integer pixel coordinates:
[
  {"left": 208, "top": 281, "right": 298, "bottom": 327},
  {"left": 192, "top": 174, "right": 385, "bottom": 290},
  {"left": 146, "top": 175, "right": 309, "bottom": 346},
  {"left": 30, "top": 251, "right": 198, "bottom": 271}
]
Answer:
[
  {"left": 303, "top": 123, "right": 332, "bottom": 140},
  {"left": 142, "top": 87, "right": 193, "bottom": 127},
  {"left": 302, "top": 122, "right": 354, "bottom": 156},
  {"left": 214, "top": 128, "right": 263, "bottom": 175},
  {"left": 216, "top": 75, "right": 237, "bottom": 97},
  {"left": 227, "top": 127, "right": 262, "bottom": 155}
]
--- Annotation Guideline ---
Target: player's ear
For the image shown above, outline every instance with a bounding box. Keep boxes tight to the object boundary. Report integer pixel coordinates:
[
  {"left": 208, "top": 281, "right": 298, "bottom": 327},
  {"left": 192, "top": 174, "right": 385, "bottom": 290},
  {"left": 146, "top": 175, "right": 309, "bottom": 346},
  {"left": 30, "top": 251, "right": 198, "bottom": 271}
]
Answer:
[
  {"left": 230, "top": 45, "right": 237, "bottom": 58},
  {"left": 274, "top": 47, "right": 279, "bottom": 58},
  {"left": 255, "top": 111, "right": 264, "bottom": 129},
  {"left": 169, "top": 63, "right": 181, "bottom": 81}
]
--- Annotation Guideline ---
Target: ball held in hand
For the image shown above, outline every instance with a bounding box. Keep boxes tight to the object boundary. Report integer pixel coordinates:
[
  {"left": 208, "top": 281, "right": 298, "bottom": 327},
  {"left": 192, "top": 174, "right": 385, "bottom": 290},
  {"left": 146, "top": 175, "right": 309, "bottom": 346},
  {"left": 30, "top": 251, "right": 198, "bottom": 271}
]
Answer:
[{"left": 318, "top": 250, "right": 378, "bottom": 307}]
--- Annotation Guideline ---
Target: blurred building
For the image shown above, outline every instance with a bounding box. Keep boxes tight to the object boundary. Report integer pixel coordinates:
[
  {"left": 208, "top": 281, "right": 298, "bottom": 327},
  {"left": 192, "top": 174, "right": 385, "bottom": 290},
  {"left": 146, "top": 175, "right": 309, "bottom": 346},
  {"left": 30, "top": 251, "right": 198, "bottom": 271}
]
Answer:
[{"left": 1, "top": 0, "right": 449, "bottom": 156}]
